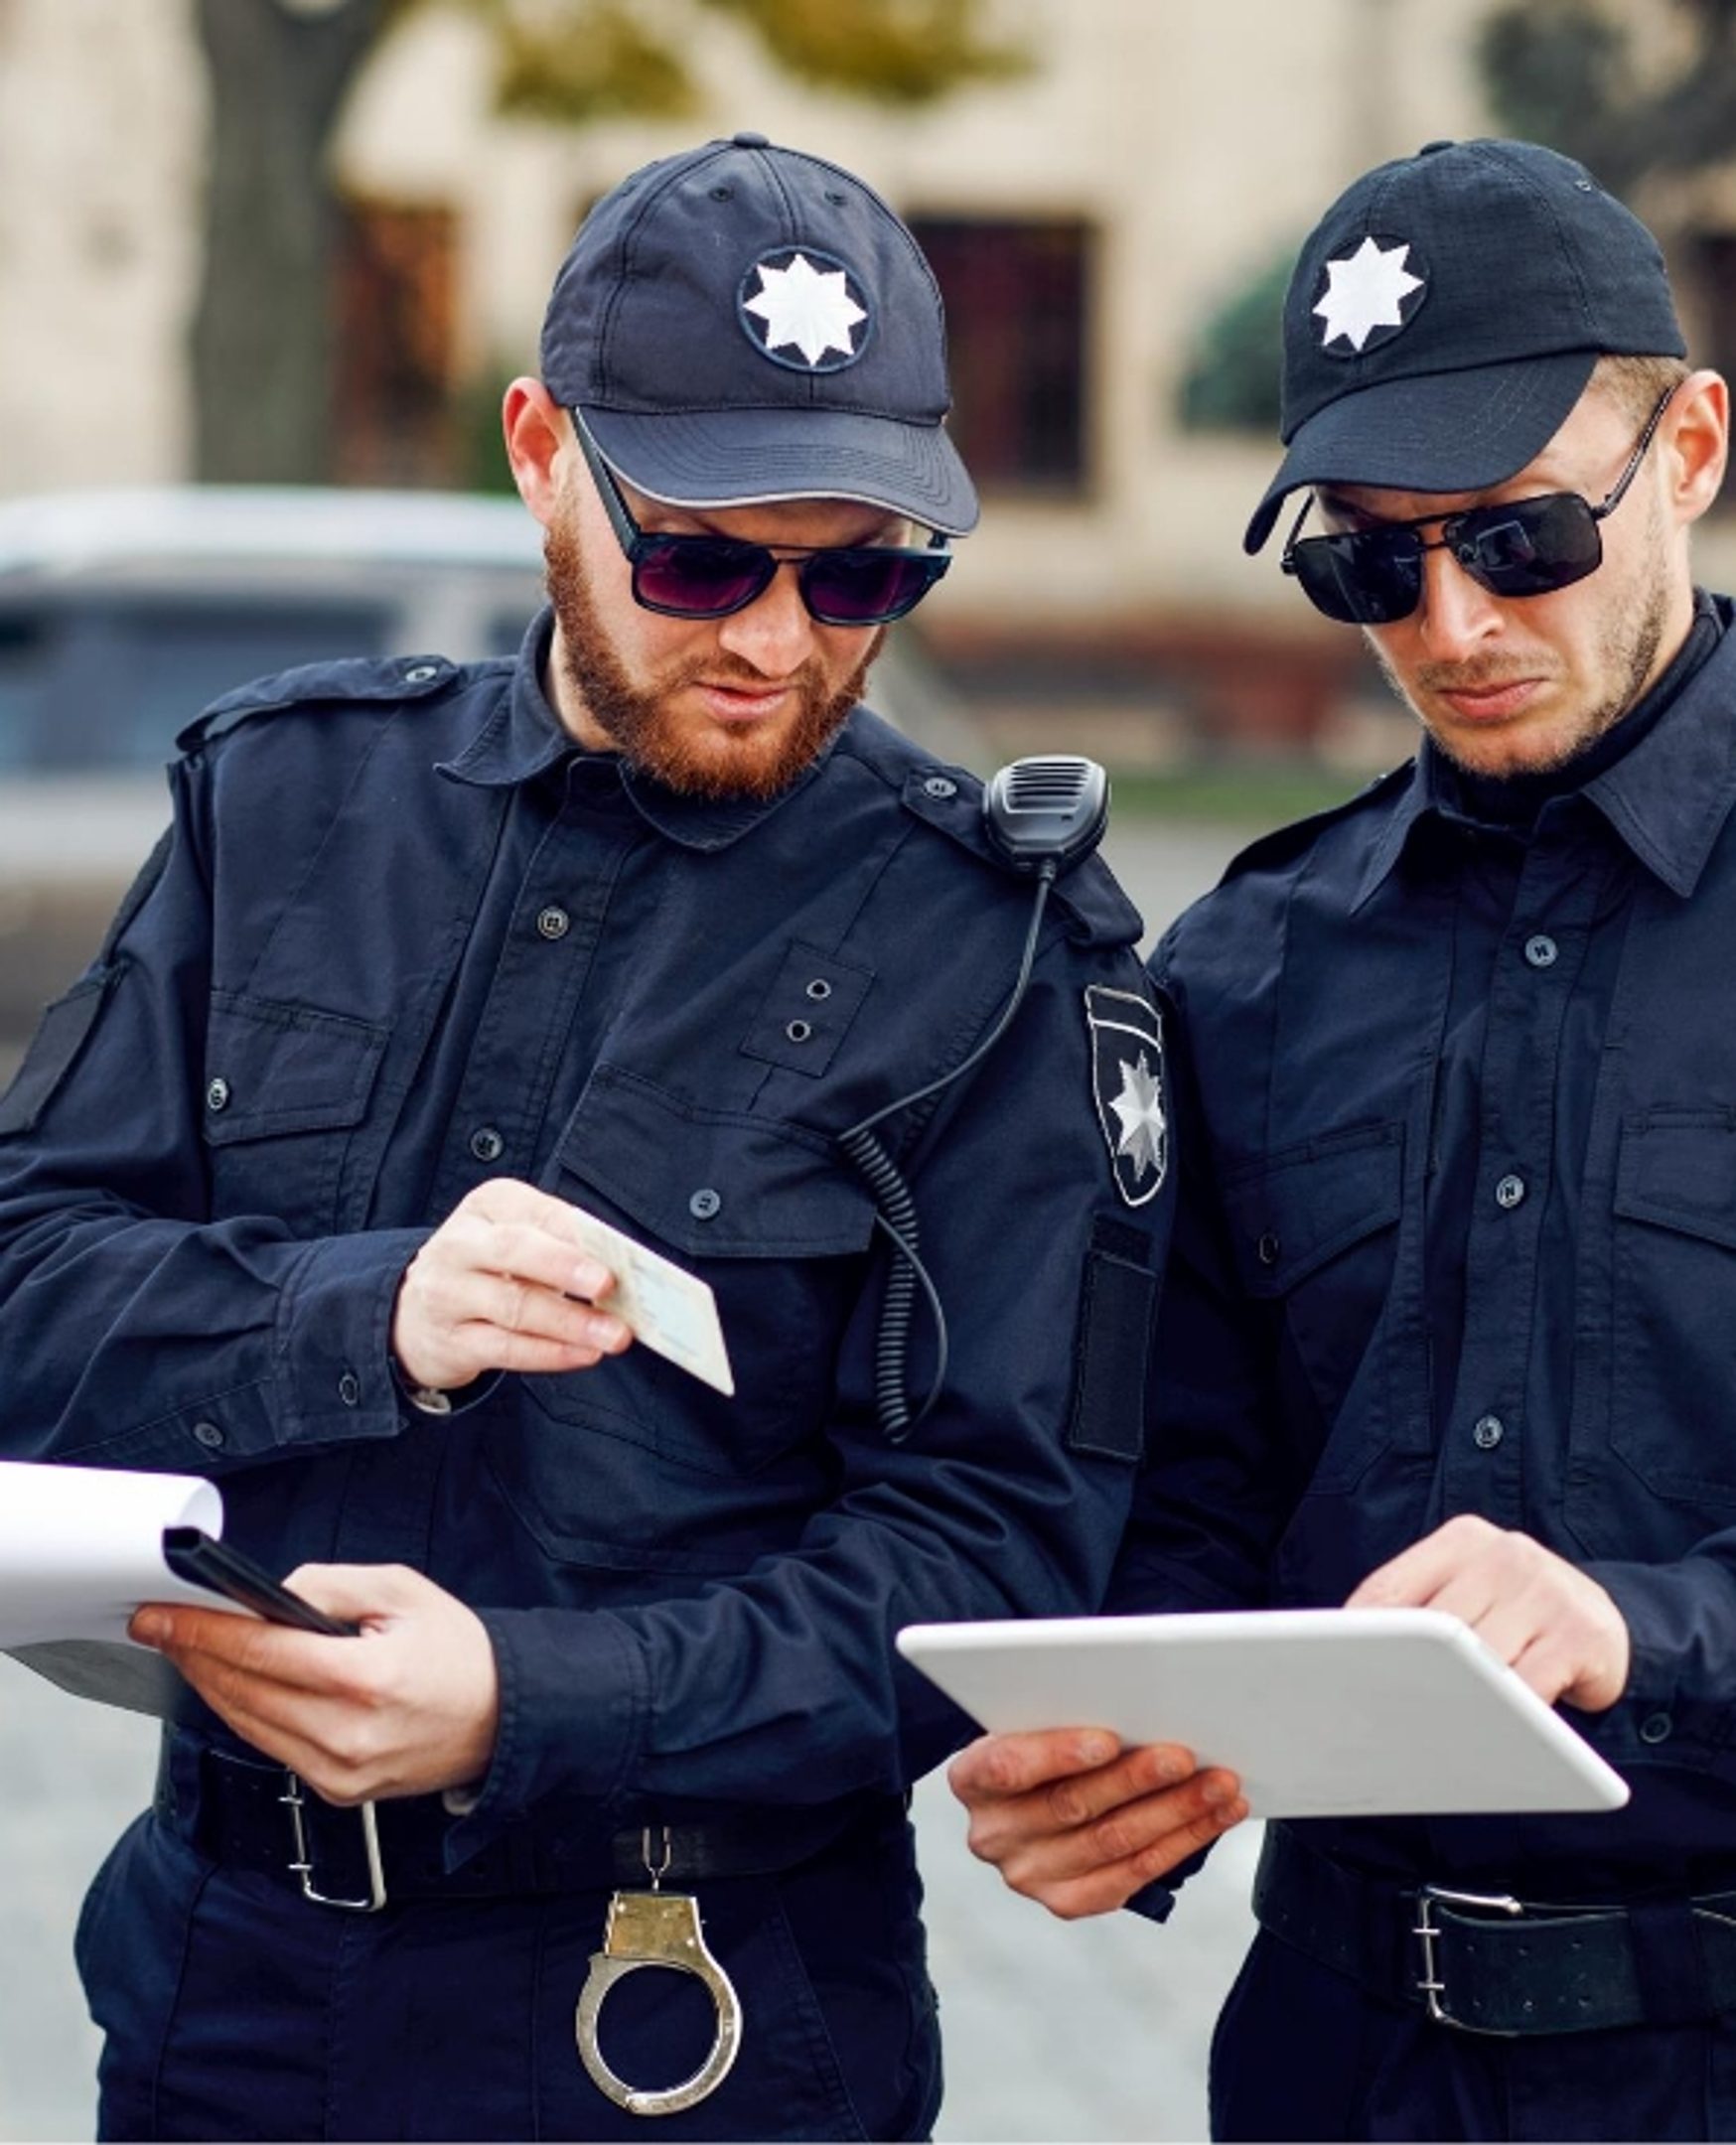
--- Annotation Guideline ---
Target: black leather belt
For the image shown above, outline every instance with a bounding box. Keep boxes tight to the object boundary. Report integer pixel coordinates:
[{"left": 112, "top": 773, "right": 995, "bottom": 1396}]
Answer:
[
  {"left": 155, "top": 1732, "right": 880, "bottom": 1915},
  {"left": 1254, "top": 1822, "right": 1736, "bottom": 2036}
]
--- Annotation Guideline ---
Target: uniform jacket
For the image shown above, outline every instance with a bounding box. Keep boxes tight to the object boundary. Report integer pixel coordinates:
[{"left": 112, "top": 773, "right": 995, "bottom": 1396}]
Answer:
[
  {"left": 0, "top": 617, "right": 1165, "bottom": 1856},
  {"left": 1117, "top": 595, "right": 1736, "bottom": 1892}
]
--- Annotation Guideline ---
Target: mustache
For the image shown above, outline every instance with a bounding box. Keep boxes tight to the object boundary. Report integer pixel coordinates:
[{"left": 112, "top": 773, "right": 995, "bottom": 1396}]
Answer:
[{"left": 1411, "top": 655, "right": 1561, "bottom": 694}]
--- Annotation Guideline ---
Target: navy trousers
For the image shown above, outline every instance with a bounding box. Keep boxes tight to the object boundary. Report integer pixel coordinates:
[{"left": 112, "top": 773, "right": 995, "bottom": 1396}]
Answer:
[
  {"left": 1211, "top": 1928, "right": 1736, "bottom": 2142},
  {"left": 76, "top": 1808, "right": 940, "bottom": 2142}
]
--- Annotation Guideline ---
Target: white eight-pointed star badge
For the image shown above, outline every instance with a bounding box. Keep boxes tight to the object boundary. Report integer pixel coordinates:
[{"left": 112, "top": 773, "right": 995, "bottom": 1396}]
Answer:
[
  {"left": 1085, "top": 985, "right": 1168, "bottom": 1209},
  {"left": 738, "top": 247, "right": 871, "bottom": 373},
  {"left": 1313, "top": 234, "right": 1426, "bottom": 356}
]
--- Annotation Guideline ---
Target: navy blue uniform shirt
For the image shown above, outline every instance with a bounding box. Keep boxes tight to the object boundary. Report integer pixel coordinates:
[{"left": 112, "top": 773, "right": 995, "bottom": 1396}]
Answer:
[
  {"left": 0, "top": 613, "right": 1164, "bottom": 1852},
  {"left": 1117, "top": 593, "right": 1736, "bottom": 1896}
]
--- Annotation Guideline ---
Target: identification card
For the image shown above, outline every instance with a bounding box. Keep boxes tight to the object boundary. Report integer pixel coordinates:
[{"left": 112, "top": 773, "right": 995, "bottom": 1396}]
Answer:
[{"left": 567, "top": 1206, "right": 735, "bottom": 1396}]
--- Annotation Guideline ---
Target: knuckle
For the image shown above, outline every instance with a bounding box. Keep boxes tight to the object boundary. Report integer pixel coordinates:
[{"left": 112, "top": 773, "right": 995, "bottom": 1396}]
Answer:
[
  {"left": 1044, "top": 1778, "right": 1089, "bottom": 1829},
  {"left": 1088, "top": 1811, "right": 1135, "bottom": 1863}
]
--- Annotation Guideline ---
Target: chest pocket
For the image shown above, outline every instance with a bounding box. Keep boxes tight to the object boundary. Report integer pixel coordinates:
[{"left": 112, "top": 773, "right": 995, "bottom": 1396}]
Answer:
[
  {"left": 501, "top": 1066, "right": 878, "bottom": 1567},
  {"left": 1222, "top": 1123, "right": 1403, "bottom": 1451},
  {"left": 201, "top": 993, "right": 389, "bottom": 1236},
  {"left": 1611, "top": 1112, "right": 1736, "bottom": 1512}
]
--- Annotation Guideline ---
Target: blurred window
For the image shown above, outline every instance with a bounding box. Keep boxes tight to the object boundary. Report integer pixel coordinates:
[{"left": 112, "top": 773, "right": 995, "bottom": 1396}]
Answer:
[
  {"left": 334, "top": 199, "right": 459, "bottom": 488},
  {"left": 1693, "top": 231, "right": 1736, "bottom": 504},
  {"left": 0, "top": 597, "right": 389, "bottom": 772},
  {"left": 907, "top": 217, "right": 1091, "bottom": 496}
]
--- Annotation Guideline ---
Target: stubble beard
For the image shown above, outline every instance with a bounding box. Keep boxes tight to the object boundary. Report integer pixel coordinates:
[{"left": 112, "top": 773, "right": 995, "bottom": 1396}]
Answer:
[
  {"left": 1370, "top": 503, "right": 1674, "bottom": 782},
  {"left": 544, "top": 514, "right": 882, "bottom": 800}
]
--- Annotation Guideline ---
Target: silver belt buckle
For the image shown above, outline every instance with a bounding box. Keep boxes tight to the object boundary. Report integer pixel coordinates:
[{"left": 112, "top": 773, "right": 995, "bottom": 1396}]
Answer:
[
  {"left": 280, "top": 1773, "right": 387, "bottom": 1914},
  {"left": 1412, "top": 1883, "right": 1523, "bottom": 2033}
]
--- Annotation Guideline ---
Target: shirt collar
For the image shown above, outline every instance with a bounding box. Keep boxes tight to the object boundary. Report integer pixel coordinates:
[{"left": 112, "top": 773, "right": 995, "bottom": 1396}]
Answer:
[
  {"left": 1351, "top": 593, "right": 1736, "bottom": 910},
  {"left": 439, "top": 604, "right": 834, "bottom": 852}
]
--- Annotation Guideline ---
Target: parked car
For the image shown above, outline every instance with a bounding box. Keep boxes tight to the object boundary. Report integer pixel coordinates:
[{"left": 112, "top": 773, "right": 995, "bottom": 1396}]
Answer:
[{"left": 0, "top": 486, "right": 545, "bottom": 1064}]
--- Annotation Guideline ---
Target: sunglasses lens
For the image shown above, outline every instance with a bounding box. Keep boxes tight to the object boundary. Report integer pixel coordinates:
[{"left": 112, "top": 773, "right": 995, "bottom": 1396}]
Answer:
[
  {"left": 1290, "top": 532, "right": 1422, "bottom": 625},
  {"left": 1458, "top": 495, "right": 1601, "bottom": 596},
  {"left": 633, "top": 538, "right": 774, "bottom": 619},
  {"left": 803, "top": 551, "right": 947, "bottom": 626}
]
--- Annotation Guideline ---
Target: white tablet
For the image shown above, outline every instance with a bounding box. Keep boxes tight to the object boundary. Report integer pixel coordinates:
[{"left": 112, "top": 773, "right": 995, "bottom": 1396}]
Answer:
[{"left": 898, "top": 1607, "right": 1629, "bottom": 1818}]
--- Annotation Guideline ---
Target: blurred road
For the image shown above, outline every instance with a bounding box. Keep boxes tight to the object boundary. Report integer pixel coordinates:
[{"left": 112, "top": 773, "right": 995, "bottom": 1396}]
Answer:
[{"left": 0, "top": 812, "right": 1255, "bottom": 2142}]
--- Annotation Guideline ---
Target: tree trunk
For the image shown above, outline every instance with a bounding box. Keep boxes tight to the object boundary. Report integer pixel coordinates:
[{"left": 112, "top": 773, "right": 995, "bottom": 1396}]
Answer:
[{"left": 191, "top": 0, "right": 383, "bottom": 483}]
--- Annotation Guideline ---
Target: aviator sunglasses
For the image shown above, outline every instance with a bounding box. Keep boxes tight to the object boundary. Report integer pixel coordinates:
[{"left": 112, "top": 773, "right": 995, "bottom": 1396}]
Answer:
[
  {"left": 1280, "top": 384, "right": 1678, "bottom": 627},
  {"left": 573, "top": 414, "right": 951, "bottom": 628}
]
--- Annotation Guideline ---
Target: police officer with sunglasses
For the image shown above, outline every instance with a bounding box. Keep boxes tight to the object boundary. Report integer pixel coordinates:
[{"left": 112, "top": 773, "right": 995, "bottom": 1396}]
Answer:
[
  {"left": 950, "top": 139, "right": 1736, "bottom": 2140},
  {"left": 0, "top": 137, "right": 1164, "bottom": 2140}
]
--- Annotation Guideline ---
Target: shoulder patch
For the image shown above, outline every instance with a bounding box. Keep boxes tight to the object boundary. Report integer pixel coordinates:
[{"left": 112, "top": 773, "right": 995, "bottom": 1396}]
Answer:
[
  {"left": 176, "top": 653, "right": 460, "bottom": 755},
  {"left": 1220, "top": 759, "right": 1415, "bottom": 887},
  {"left": 1085, "top": 984, "right": 1168, "bottom": 1208}
]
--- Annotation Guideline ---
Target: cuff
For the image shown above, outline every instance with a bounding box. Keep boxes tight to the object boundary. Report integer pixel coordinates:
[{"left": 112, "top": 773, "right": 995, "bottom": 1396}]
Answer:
[
  {"left": 276, "top": 1227, "right": 431, "bottom": 1449},
  {"left": 443, "top": 1604, "right": 648, "bottom": 1868}
]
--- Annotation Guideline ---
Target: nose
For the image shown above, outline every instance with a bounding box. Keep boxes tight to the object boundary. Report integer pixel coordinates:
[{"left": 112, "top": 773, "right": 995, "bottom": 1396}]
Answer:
[
  {"left": 1414, "top": 540, "right": 1505, "bottom": 661},
  {"left": 715, "top": 561, "right": 816, "bottom": 676}
]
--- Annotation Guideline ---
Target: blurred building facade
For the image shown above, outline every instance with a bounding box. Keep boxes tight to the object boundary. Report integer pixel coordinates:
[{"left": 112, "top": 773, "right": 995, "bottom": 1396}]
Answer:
[{"left": 6, "top": 0, "right": 1734, "bottom": 759}]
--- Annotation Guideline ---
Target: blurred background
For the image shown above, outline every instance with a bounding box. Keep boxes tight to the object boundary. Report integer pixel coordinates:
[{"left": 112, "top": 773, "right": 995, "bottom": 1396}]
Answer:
[{"left": 5, "top": 0, "right": 1736, "bottom": 2134}]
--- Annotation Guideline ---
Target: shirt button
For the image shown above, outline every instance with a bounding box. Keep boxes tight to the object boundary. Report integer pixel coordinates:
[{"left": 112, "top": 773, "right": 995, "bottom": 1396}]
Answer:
[
  {"left": 1495, "top": 1173, "right": 1526, "bottom": 1210},
  {"left": 1524, "top": 934, "right": 1558, "bottom": 968},
  {"left": 1256, "top": 1232, "right": 1281, "bottom": 1267},
  {"left": 470, "top": 1126, "right": 506, "bottom": 1164},
  {"left": 338, "top": 1371, "right": 362, "bottom": 1407},
  {"left": 192, "top": 1419, "right": 225, "bottom": 1450},
  {"left": 1640, "top": 1711, "right": 1673, "bottom": 1745},
  {"left": 403, "top": 661, "right": 441, "bottom": 684},
  {"left": 1473, "top": 1414, "right": 1506, "bottom": 1451},
  {"left": 689, "top": 1188, "right": 722, "bottom": 1220},
  {"left": 536, "top": 906, "right": 570, "bottom": 940},
  {"left": 923, "top": 775, "right": 957, "bottom": 800},
  {"left": 206, "top": 1076, "right": 231, "bottom": 1112}
]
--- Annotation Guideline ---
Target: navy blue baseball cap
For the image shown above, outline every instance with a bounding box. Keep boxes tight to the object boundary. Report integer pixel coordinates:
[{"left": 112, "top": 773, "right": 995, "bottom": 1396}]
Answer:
[
  {"left": 540, "top": 132, "right": 978, "bottom": 536},
  {"left": 1244, "top": 138, "right": 1685, "bottom": 553}
]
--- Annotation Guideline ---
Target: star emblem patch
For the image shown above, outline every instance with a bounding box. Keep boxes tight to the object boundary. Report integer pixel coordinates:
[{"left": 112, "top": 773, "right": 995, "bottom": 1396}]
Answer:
[
  {"left": 738, "top": 247, "right": 871, "bottom": 373},
  {"left": 1085, "top": 985, "right": 1168, "bottom": 1209},
  {"left": 1313, "top": 233, "right": 1426, "bottom": 356}
]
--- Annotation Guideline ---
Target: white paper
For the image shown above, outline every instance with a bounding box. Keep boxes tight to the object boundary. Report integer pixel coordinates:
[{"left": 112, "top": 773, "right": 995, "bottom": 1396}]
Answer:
[{"left": 0, "top": 1460, "right": 243, "bottom": 1645}]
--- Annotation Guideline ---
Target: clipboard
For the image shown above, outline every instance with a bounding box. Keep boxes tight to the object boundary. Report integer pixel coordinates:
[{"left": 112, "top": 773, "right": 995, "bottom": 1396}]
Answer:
[{"left": 898, "top": 1607, "right": 1630, "bottom": 1819}]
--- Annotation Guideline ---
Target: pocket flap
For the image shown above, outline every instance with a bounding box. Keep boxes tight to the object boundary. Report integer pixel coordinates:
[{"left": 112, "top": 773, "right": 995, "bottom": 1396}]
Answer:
[
  {"left": 1615, "top": 1113, "right": 1736, "bottom": 1253},
  {"left": 1222, "top": 1123, "right": 1403, "bottom": 1298},
  {"left": 202, "top": 993, "right": 389, "bottom": 1146},
  {"left": 556, "top": 1066, "right": 876, "bottom": 1258}
]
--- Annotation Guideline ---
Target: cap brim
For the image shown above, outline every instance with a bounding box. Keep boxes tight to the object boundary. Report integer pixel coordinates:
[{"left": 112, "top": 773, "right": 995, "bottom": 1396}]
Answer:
[
  {"left": 1242, "top": 350, "right": 1599, "bottom": 554},
  {"left": 579, "top": 404, "right": 979, "bottom": 537}
]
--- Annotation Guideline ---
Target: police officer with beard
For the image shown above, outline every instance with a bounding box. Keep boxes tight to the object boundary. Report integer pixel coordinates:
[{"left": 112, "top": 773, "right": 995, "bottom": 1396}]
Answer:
[{"left": 0, "top": 136, "right": 1164, "bottom": 2141}]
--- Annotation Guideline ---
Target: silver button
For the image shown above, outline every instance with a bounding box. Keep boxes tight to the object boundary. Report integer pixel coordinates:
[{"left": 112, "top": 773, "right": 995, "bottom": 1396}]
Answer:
[
  {"left": 689, "top": 1188, "right": 722, "bottom": 1220},
  {"left": 1640, "top": 1711, "right": 1673, "bottom": 1745},
  {"left": 206, "top": 1076, "right": 230, "bottom": 1112},
  {"left": 338, "top": 1371, "right": 362, "bottom": 1407},
  {"left": 1473, "top": 1414, "right": 1505, "bottom": 1451},
  {"left": 785, "top": 1019, "right": 813, "bottom": 1044},
  {"left": 923, "top": 775, "right": 957, "bottom": 799},
  {"left": 1523, "top": 934, "right": 1558, "bottom": 969},
  {"left": 403, "top": 661, "right": 441, "bottom": 684},
  {"left": 193, "top": 1419, "right": 225, "bottom": 1450},
  {"left": 536, "top": 906, "right": 570, "bottom": 940},
  {"left": 470, "top": 1126, "right": 505, "bottom": 1164},
  {"left": 804, "top": 978, "right": 833, "bottom": 1002},
  {"left": 1495, "top": 1173, "right": 1526, "bottom": 1210}
]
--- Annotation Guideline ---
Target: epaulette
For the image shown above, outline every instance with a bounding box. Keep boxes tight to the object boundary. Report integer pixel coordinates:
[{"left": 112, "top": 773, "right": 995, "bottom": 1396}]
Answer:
[
  {"left": 1217, "top": 758, "right": 1417, "bottom": 887},
  {"left": 175, "top": 652, "right": 462, "bottom": 755}
]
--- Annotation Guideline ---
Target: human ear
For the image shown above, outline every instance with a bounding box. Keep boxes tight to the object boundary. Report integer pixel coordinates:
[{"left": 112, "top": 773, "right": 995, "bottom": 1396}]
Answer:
[
  {"left": 1664, "top": 368, "right": 1729, "bottom": 528},
  {"left": 501, "top": 378, "right": 573, "bottom": 529}
]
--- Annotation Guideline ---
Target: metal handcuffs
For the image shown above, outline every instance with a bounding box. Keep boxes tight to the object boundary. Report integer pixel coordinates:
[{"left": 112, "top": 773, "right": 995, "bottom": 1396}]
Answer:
[{"left": 576, "top": 1829, "right": 743, "bottom": 2117}]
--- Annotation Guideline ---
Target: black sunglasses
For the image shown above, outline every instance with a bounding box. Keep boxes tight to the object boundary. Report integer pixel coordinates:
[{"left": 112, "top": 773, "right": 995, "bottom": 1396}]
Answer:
[
  {"left": 571, "top": 414, "right": 950, "bottom": 628},
  {"left": 1280, "top": 384, "right": 1677, "bottom": 627}
]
